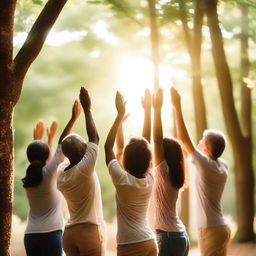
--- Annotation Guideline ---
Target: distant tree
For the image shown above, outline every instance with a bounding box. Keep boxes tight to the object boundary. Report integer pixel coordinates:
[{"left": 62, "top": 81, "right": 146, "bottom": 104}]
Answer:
[
  {"left": 0, "top": 0, "right": 69, "bottom": 254},
  {"left": 204, "top": 0, "right": 255, "bottom": 241}
]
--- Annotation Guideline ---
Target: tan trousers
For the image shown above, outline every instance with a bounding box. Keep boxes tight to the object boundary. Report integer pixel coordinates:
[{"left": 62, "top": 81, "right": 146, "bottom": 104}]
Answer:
[
  {"left": 117, "top": 239, "right": 157, "bottom": 256},
  {"left": 199, "top": 225, "right": 231, "bottom": 256},
  {"left": 63, "top": 223, "right": 104, "bottom": 256}
]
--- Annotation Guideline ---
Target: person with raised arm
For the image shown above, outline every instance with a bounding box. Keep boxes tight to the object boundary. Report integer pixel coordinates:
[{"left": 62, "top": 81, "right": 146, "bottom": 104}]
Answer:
[
  {"left": 23, "top": 103, "right": 80, "bottom": 256},
  {"left": 152, "top": 87, "right": 189, "bottom": 256},
  {"left": 57, "top": 87, "right": 104, "bottom": 256},
  {"left": 104, "top": 89, "right": 157, "bottom": 256},
  {"left": 170, "top": 87, "right": 230, "bottom": 256}
]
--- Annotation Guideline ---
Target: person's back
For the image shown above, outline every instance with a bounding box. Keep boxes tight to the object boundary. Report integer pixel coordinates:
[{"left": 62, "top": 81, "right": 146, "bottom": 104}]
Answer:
[
  {"left": 57, "top": 140, "right": 103, "bottom": 227},
  {"left": 57, "top": 87, "right": 104, "bottom": 256},
  {"left": 108, "top": 159, "right": 154, "bottom": 244},
  {"left": 152, "top": 88, "right": 189, "bottom": 256},
  {"left": 25, "top": 145, "right": 64, "bottom": 233},
  {"left": 23, "top": 120, "right": 70, "bottom": 256},
  {"left": 171, "top": 87, "right": 230, "bottom": 256},
  {"left": 193, "top": 150, "right": 228, "bottom": 228},
  {"left": 104, "top": 90, "right": 157, "bottom": 256}
]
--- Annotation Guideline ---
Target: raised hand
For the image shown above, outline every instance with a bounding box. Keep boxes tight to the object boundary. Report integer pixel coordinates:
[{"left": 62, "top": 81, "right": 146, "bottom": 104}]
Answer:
[
  {"left": 72, "top": 99, "right": 82, "bottom": 120},
  {"left": 115, "top": 91, "right": 126, "bottom": 117},
  {"left": 153, "top": 87, "right": 163, "bottom": 110},
  {"left": 47, "top": 121, "right": 59, "bottom": 141},
  {"left": 79, "top": 87, "right": 91, "bottom": 111},
  {"left": 170, "top": 87, "right": 181, "bottom": 107},
  {"left": 141, "top": 88, "right": 151, "bottom": 110},
  {"left": 33, "top": 121, "right": 45, "bottom": 140}
]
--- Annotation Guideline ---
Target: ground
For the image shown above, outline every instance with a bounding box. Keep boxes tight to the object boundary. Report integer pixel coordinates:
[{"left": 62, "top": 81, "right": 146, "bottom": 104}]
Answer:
[{"left": 189, "top": 242, "right": 256, "bottom": 256}]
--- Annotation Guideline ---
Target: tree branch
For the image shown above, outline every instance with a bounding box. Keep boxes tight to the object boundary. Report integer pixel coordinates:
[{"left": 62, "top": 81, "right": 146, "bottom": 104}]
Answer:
[{"left": 13, "top": 0, "right": 69, "bottom": 86}]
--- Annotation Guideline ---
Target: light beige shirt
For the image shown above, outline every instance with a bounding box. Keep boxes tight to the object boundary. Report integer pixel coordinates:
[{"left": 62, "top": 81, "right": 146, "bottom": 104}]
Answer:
[
  {"left": 108, "top": 159, "right": 155, "bottom": 245},
  {"left": 57, "top": 142, "right": 104, "bottom": 228},
  {"left": 25, "top": 145, "right": 65, "bottom": 234},
  {"left": 152, "top": 160, "right": 185, "bottom": 232},
  {"left": 192, "top": 150, "right": 228, "bottom": 228}
]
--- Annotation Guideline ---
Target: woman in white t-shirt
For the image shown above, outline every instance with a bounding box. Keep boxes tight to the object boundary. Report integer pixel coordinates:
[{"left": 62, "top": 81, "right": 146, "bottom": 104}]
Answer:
[
  {"left": 152, "top": 88, "right": 189, "bottom": 256},
  {"left": 23, "top": 101, "right": 80, "bottom": 256},
  {"left": 104, "top": 90, "right": 157, "bottom": 256}
]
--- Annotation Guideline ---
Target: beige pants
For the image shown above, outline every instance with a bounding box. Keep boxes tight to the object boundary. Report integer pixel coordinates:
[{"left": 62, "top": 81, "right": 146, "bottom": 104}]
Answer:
[
  {"left": 199, "top": 225, "right": 231, "bottom": 256},
  {"left": 63, "top": 223, "right": 104, "bottom": 256},
  {"left": 117, "top": 239, "right": 157, "bottom": 256}
]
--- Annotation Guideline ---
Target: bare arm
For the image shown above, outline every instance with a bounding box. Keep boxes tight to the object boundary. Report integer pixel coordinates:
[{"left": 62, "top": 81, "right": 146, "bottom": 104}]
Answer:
[
  {"left": 104, "top": 92, "right": 126, "bottom": 166},
  {"left": 141, "top": 88, "right": 151, "bottom": 143},
  {"left": 153, "top": 88, "right": 165, "bottom": 166},
  {"left": 116, "top": 114, "right": 129, "bottom": 163},
  {"left": 79, "top": 87, "right": 99, "bottom": 145},
  {"left": 171, "top": 87, "right": 196, "bottom": 155},
  {"left": 58, "top": 99, "right": 81, "bottom": 144}
]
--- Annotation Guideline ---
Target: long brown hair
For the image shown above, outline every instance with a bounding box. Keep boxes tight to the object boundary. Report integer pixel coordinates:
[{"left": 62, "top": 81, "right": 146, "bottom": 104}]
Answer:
[{"left": 163, "top": 137, "right": 185, "bottom": 189}]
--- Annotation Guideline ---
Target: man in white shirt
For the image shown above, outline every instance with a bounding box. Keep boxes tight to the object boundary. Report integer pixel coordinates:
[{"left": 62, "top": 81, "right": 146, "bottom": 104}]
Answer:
[
  {"left": 57, "top": 87, "right": 104, "bottom": 256},
  {"left": 171, "top": 87, "right": 230, "bottom": 256}
]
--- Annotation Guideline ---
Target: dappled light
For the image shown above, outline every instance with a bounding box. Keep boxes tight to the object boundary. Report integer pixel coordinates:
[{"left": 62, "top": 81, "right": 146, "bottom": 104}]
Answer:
[{"left": 0, "top": 0, "right": 255, "bottom": 255}]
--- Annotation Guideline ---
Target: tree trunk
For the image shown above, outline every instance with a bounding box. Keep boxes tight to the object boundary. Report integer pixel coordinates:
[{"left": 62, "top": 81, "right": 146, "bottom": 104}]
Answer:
[
  {"left": 178, "top": 0, "right": 207, "bottom": 234},
  {"left": 147, "top": 0, "right": 160, "bottom": 91},
  {"left": 0, "top": 99, "right": 14, "bottom": 256},
  {"left": 234, "top": 141, "right": 254, "bottom": 241},
  {"left": 191, "top": 0, "right": 207, "bottom": 141},
  {"left": 204, "top": 0, "right": 255, "bottom": 241}
]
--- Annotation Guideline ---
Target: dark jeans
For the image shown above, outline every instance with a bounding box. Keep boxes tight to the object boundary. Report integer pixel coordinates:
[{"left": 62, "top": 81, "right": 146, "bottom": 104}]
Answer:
[
  {"left": 24, "top": 230, "right": 63, "bottom": 256},
  {"left": 156, "top": 230, "right": 190, "bottom": 256}
]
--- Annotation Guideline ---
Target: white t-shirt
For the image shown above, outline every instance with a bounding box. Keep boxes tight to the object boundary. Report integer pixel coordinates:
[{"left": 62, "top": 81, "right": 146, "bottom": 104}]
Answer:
[
  {"left": 108, "top": 159, "right": 155, "bottom": 245},
  {"left": 57, "top": 142, "right": 104, "bottom": 228},
  {"left": 25, "top": 145, "right": 65, "bottom": 234},
  {"left": 192, "top": 150, "right": 228, "bottom": 228},
  {"left": 152, "top": 160, "right": 185, "bottom": 232}
]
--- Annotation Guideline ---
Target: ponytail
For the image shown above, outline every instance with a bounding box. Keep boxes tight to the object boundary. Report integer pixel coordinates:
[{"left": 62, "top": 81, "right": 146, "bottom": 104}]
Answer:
[
  {"left": 22, "top": 160, "right": 44, "bottom": 188},
  {"left": 22, "top": 140, "right": 49, "bottom": 188}
]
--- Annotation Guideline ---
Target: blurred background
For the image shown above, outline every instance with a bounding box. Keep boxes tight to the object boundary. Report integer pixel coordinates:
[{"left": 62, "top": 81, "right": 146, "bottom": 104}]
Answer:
[{"left": 12, "top": 0, "right": 256, "bottom": 255}]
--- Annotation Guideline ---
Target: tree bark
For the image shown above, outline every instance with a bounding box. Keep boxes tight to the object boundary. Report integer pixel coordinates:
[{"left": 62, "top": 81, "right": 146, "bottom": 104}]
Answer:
[
  {"left": 147, "top": 0, "right": 160, "bottom": 91},
  {"left": 204, "top": 0, "right": 254, "bottom": 241},
  {"left": 0, "top": 98, "right": 14, "bottom": 256}
]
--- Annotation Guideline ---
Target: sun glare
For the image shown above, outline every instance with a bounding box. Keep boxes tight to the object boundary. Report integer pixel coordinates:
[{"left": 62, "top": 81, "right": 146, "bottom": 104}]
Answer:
[{"left": 117, "top": 56, "right": 187, "bottom": 134}]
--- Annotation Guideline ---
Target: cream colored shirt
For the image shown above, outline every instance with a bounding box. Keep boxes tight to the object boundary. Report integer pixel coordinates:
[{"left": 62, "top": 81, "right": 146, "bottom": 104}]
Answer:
[
  {"left": 108, "top": 159, "right": 155, "bottom": 245},
  {"left": 152, "top": 161, "right": 185, "bottom": 232},
  {"left": 25, "top": 145, "right": 65, "bottom": 234},
  {"left": 57, "top": 142, "right": 104, "bottom": 228},
  {"left": 192, "top": 150, "right": 228, "bottom": 228}
]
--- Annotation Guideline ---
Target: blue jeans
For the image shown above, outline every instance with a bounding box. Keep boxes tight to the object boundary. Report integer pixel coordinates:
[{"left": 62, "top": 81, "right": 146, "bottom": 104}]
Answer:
[
  {"left": 24, "top": 230, "right": 63, "bottom": 256},
  {"left": 156, "top": 230, "right": 190, "bottom": 256}
]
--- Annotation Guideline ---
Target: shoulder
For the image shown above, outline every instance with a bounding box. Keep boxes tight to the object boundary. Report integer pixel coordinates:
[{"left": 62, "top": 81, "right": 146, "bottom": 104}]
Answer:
[
  {"left": 87, "top": 142, "right": 99, "bottom": 153},
  {"left": 155, "top": 160, "right": 168, "bottom": 172}
]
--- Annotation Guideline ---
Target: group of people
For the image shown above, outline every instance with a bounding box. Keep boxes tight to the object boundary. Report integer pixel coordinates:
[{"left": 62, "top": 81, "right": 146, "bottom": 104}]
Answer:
[{"left": 22, "top": 86, "right": 230, "bottom": 256}]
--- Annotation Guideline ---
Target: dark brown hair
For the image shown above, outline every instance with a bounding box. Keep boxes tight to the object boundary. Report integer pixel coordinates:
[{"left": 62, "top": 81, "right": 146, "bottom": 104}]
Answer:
[
  {"left": 123, "top": 137, "right": 151, "bottom": 178},
  {"left": 22, "top": 140, "right": 49, "bottom": 188},
  {"left": 163, "top": 137, "right": 185, "bottom": 189},
  {"left": 203, "top": 129, "right": 226, "bottom": 159}
]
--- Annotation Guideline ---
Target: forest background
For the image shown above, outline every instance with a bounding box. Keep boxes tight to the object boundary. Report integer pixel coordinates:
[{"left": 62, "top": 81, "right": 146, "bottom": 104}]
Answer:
[{"left": 7, "top": 0, "right": 256, "bottom": 254}]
